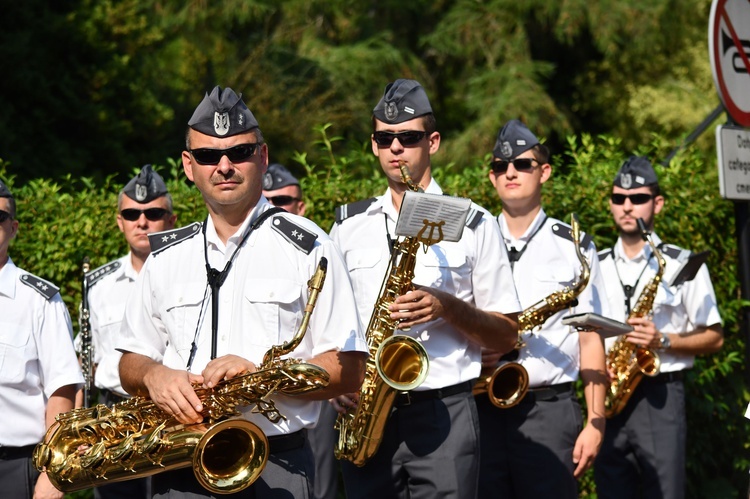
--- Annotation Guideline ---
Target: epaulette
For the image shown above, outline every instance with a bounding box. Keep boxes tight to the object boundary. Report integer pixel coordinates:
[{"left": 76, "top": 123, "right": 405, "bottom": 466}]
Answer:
[
  {"left": 85, "top": 260, "right": 122, "bottom": 288},
  {"left": 598, "top": 248, "right": 613, "bottom": 261},
  {"left": 149, "top": 222, "right": 202, "bottom": 255},
  {"left": 551, "top": 223, "right": 593, "bottom": 249},
  {"left": 19, "top": 273, "right": 59, "bottom": 301},
  {"left": 465, "top": 208, "right": 484, "bottom": 230},
  {"left": 658, "top": 243, "right": 691, "bottom": 262},
  {"left": 271, "top": 215, "right": 318, "bottom": 254},
  {"left": 335, "top": 198, "right": 377, "bottom": 224}
]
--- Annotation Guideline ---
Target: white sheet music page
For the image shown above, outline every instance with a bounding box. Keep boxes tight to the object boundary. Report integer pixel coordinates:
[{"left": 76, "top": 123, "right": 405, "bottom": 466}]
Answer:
[{"left": 395, "top": 191, "right": 471, "bottom": 242}]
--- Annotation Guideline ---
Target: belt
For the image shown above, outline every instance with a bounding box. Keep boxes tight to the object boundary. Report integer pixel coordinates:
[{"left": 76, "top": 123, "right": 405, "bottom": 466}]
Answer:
[
  {"left": 395, "top": 380, "right": 473, "bottom": 406},
  {"left": 268, "top": 430, "right": 306, "bottom": 454},
  {"left": 99, "top": 389, "right": 128, "bottom": 406},
  {"left": 642, "top": 370, "right": 684, "bottom": 384},
  {"left": 0, "top": 444, "right": 36, "bottom": 460},
  {"left": 523, "top": 382, "right": 574, "bottom": 403}
]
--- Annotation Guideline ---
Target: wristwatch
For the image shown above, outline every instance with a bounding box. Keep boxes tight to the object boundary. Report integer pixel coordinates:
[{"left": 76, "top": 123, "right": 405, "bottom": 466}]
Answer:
[{"left": 658, "top": 333, "right": 671, "bottom": 350}]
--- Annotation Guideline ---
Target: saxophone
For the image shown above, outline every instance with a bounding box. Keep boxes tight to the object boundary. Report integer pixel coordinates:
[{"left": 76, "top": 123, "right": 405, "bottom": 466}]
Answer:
[
  {"left": 334, "top": 162, "right": 441, "bottom": 467},
  {"left": 604, "top": 219, "right": 664, "bottom": 418},
  {"left": 34, "top": 258, "right": 331, "bottom": 494},
  {"left": 79, "top": 256, "right": 94, "bottom": 408},
  {"left": 473, "top": 213, "right": 591, "bottom": 408}
]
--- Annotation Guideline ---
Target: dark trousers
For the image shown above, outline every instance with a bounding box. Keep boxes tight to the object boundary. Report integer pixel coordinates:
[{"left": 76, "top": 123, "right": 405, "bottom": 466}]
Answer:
[
  {"left": 341, "top": 387, "right": 480, "bottom": 499},
  {"left": 594, "top": 375, "right": 686, "bottom": 499},
  {"left": 152, "top": 431, "right": 314, "bottom": 498},
  {"left": 308, "top": 402, "right": 340, "bottom": 499},
  {"left": 476, "top": 385, "right": 581, "bottom": 499},
  {"left": 0, "top": 456, "right": 39, "bottom": 499}
]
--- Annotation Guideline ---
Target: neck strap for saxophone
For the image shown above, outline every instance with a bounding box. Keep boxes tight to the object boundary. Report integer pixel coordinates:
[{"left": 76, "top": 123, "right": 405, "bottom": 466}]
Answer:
[
  {"left": 505, "top": 215, "right": 548, "bottom": 270},
  {"left": 613, "top": 245, "right": 657, "bottom": 316}
]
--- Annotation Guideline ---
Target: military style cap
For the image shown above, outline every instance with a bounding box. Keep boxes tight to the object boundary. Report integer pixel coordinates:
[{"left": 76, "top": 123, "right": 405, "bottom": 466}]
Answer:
[
  {"left": 373, "top": 79, "right": 433, "bottom": 124},
  {"left": 122, "top": 165, "right": 168, "bottom": 203},
  {"left": 613, "top": 155, "right": 658, "bottom": 189},
  {"left": 188, "top": 86, "right": 259, "bottom": 138},
  {"left": 0, "top": 178, "right": 11, "bottom": 199},
  {"left": 263, "top": 163, "right": 299, "bottom": 191},
  {"left": 492, "top": 119, "right": 540, "bottom": 160}
]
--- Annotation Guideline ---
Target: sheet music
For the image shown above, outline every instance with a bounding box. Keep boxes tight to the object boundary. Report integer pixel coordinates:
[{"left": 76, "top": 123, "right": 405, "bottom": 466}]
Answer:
[{"left": 395, "top": 191, "right": 472, "bottom": 242}]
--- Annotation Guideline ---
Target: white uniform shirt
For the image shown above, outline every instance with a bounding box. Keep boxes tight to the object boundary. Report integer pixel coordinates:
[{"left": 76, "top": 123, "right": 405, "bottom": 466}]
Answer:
[
  {"left": 118, "top": 201, "right": 366, "bottom": 436},
  {"left": 0, "top": 258, "right": 84, "bottom": 446},
  {"left": 330, "top": 179, "right": 522, "bottom": 390},
  {"left": 499, "top": 209, "right": 610, "bottom": 387},
  {"left": 86, "top": 254, "right": 137, "bottom": 396},
  {"left": 599, "top": 233, "right": 722, "bottom": 372}
]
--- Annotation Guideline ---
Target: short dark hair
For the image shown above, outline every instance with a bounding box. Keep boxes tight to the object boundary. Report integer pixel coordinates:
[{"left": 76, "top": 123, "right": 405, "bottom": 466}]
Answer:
[
  {"left": 531, "top": 143, "right": 550, "bottom": 165},
  {"left": 5, "top": 196, "right": 15, "bottom": 219}
]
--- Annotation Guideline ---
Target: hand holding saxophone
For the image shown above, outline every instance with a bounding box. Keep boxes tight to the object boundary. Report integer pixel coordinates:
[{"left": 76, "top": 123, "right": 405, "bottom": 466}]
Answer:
[
  {"left": 141, "top": 363, "right": 206, "bottom": 425},
  {"left": 387, "top": 286, "right": 447, "bottom": 327}
]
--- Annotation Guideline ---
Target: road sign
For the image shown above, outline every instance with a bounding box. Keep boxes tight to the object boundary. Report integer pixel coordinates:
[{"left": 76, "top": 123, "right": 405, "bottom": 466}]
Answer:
[
  {"left": 709, "top": 0, "right": 750, "bottom": 127},
  {"left": 716, "top": 125, "right": 750, "bottom": 200}
]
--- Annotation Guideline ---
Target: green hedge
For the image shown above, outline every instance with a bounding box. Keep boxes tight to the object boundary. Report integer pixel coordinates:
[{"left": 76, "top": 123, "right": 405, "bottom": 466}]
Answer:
[{"left": 2, "top": 129, "right": 746, "bottom": 498}]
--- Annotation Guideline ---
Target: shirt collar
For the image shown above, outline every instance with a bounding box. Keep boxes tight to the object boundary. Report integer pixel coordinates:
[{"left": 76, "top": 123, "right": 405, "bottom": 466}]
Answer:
[
  {"left": 205, "top": 201, "right": 271, "bottom": 254},
  {"left": 368, "top": 177, "right": 443, "bottom": 221},
  {"left": 614, "top": 231, "right": 663, "bottom": 263},
  {"left": 498, "top": 207, "right": 547, "bottom": 247},
  {"left": 0, "top": 257, "right": 19, "bottom": 299}
]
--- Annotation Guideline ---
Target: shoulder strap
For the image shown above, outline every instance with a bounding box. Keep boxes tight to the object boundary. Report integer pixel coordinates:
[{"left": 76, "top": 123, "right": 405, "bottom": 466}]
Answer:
[
  {"left": 149, "top": 222, "right": 202, "bottom": 255},
  {"left": 271, "top": 215, "right": 318, "bottom": 254},
  {"left": 551, "top": 222, "right": 593, "bottom": 249},
  {"left": 19, "top": 273, "right": 59, "bottom": 301},
  {"left": 85, "top": 260, "right": 122, "bottom": 287},
  {"left": 658, "top": 242, "right": 691, "bottom": 261},
  {"left": 465, "top": 208, "right": 484, "bottom": 230},
  {"left": 335, "top": 198, "right": 377, "bottom": 224},
  {"left": 598, "top": 248, "right": 613, "bottom": 261}
]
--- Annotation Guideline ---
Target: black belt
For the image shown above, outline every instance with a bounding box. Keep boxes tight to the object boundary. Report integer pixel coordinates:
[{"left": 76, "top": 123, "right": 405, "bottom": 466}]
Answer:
[
  {"left": 0, "top": 444, "right": 36, "bottom": 461},
  {"left": 523, "top": 382, "right": 574, "bottom": 403},
  {"left": 642, "top": 370, "right": 684, "bottom": 384},
  {"left": 395, "top": 380, "right": 473, "bottom": 406},
  {"left": 99, "top": 389, "right": 128, "bottom": 407},
  {"left": 268, "top": 430, "right": 306, "bottom": 454}
]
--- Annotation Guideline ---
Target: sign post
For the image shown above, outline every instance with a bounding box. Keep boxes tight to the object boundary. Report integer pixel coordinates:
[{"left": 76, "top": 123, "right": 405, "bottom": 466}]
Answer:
[{"left": 709, "top": 0, "right": 750, "bottom": 381}]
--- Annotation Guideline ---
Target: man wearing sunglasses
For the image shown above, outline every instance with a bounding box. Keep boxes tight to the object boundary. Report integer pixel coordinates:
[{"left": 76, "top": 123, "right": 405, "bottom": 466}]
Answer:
[
  {"left": 481, "top": 119, "right": 609, "bottom": 498},
  {"left": 117, "top": 86, "right": 366, "bottom": 499},
  {"left": 330, "top": 79, "right": 521, "bottom": 499},
  {"left": 0, "top": 179, "right": 84, "bottom": 499},
  {"left": 262, "top": 163, "right": 306, "bottom": 216},
  {"left": 77, "top": 165, "right": 176, "bottom": 498},
  {"left": 594, "top": 156, "right": 724, "bottom": 499}
]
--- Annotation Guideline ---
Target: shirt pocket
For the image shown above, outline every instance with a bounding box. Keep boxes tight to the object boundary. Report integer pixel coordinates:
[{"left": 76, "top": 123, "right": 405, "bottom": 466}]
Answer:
[
  {"left": 417, "top": 246, "right": 468, "bottom": 293},
  {"left": 532, "top": 264, "right": 576, "bottom": 297},
  {"left": 0, "top": 322, "right": 32, "bottom": 383},
  {"left": 652, "top": 284, "right": 683, "bottom": 328},
  {"left": 243, "top": 278, "right": 303, "bottom": 347},
  {"left": 345, "top": 248, "right": 384, "bottom": 312},
  {"left": 162, "top": 282, "right": 207, "bottom": 354}
]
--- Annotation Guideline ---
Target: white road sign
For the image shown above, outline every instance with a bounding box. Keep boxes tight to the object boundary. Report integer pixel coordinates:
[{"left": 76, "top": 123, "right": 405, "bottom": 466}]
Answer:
[
  {"left": 716, "top": 125, "right": 750, "bottom": 200},
  {"left": 709, "top": 0, "right": 750, "bottom": 127}
]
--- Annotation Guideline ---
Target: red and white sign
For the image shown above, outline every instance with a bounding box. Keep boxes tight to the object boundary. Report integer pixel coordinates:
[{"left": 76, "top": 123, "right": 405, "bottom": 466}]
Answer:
[{"left": 709, "top": 0, "right": 750, "bottom": 127}]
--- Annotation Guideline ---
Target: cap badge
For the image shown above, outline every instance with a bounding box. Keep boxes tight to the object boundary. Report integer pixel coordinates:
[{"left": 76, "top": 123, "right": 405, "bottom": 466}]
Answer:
[
  {"left": 262, "top": 172, "right": 273, "bottom": 190},
  {"left": 385, "top": 102, "right": 398, "bottom": 122},
  {"left": 516, "top": 139, "right": 527, "bottom": 146},
  {"left": 635, "top": 175, "right": 645, "bottom": 185},
  {"left": 620, "top": 173, "right": 633, "bottom": 189},
  {"left": 135, "top": 184, "right": 147, "bottom": 202},
  {"left": 214, "top": 112, "right": 230, "bottom": 136},
  {"left": 501, "top": 141, "right": 513, "bottom": 158}
]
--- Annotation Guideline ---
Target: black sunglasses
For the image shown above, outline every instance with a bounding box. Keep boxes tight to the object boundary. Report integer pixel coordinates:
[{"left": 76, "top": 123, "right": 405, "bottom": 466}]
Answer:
[
  {"left": 120, "top": 208, "right": 171, "bottom": 222},
  {"left": 610, "top": 193, "right": 654, "bottom": 205},
  {"left": 267, "top": 195, "right": 301, "bottom": 207},
  {"left": 0, "top": 210, "right": 12, "bottom": 223},
  {"left": 372, "top": 131, "right": 426, "bottom": 147},
  {"left": 490, "top": 158, "right": 537, "bottom": 175},
  {"left": 189, "top": 143, "right": 260, "bottom": 165}
]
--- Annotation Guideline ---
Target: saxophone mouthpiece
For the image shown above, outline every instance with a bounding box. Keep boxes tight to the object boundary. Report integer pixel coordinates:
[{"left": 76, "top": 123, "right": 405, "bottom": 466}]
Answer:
[
  {"left": 636, "top": 218, "right": 649, "bottom": 240},
  {"left": 319, "top": 257, "right": 328, "bottom": 272}
]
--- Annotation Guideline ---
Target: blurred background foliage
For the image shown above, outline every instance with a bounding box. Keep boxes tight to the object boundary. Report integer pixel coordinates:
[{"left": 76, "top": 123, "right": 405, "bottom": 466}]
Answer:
[{"left": 0, "top": 0, "right": 747, "bottom": 497}]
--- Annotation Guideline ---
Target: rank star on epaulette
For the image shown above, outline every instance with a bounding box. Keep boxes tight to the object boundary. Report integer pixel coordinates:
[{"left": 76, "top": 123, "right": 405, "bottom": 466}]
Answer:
[
  {"left": 85, "top": 260, "right": 122, "bottom": 287},
  {"left": 20, "top": 273, "right": 59, "bottom": 301},
  {"left": 271, "top": 215, "right": 318, "bottom": 254},
  {"left": 149, "top": 222, "right": 202, "bottom": 255}
]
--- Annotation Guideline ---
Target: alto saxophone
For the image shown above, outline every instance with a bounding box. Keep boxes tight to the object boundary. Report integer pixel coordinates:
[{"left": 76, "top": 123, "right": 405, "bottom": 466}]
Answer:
[
  {"left": 334, "top": 162, "right": 440, "bottom": 467},
  {"left": 604, "top": 219, "right": 664, "bottom": 418},
  {"left": 34, "top": 258, "right": 331, "bottom": 494},
  {"left": 473, "top": 213, "right": 591, "bottom": 408}
]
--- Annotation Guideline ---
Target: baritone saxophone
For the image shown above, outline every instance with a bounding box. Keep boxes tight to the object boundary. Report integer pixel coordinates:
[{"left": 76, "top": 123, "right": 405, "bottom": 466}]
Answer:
[
  {"left": 34, "top": 258, "right": 331, "bottom": 494},
  {"left": 473, "top": 213, "right": 591, "bottom": 408},
  {"left": 334, "top": 162, "right": 441, "bottom": 466},
  {"left": 604, "top": 218, "right": 664, "bottom": 418}
]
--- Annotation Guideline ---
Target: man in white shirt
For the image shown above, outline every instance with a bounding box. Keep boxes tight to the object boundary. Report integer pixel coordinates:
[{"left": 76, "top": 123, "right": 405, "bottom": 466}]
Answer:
[
  {"left": 594, "top": 156, "right": 724, "bottom": 499},
  {"left": 117, "top": 86, "right": 367, "bottom": 498},
  {"left": 81, "top": 164, "right": 176, "bottom": 499},
  {"left": 480, "top": 119, "right": 608, "bottom": 498},
  {"left": 330, "top": 78, "right": 521, "bottom": 499},
  {"left": 0, "top": 178, "right": 83, "bottom": 499}
]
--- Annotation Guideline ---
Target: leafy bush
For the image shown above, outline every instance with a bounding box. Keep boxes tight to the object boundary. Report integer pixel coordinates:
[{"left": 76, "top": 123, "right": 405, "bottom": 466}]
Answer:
[{"left": 1, "top": 127, "right": 746, "bottom": 498}]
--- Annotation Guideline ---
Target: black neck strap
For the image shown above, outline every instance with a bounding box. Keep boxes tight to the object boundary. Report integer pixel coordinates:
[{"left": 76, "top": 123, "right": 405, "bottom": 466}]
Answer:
[
  {"left": 613, "top": 245, "right": 656, "bottom": 316},
  {"left": 506, "top": 216, "right": 548, "bottom": 270}
]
